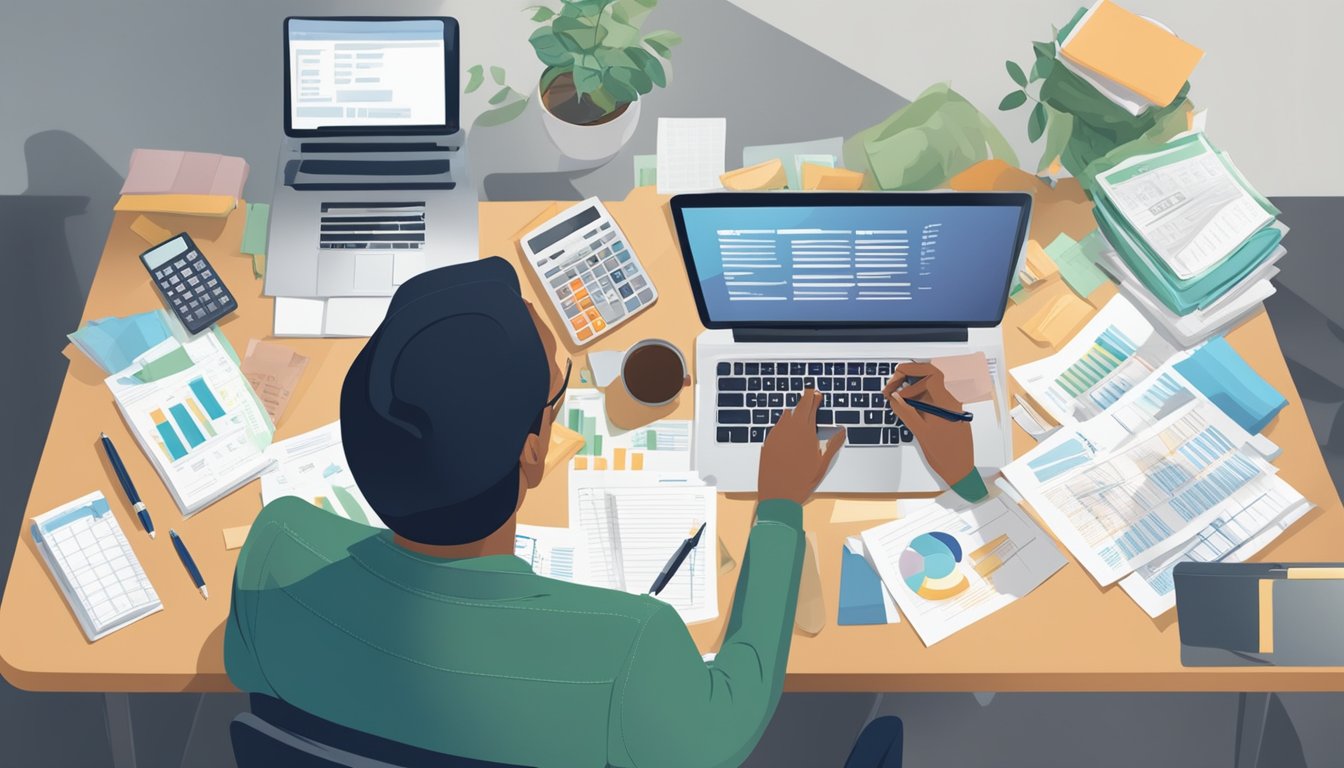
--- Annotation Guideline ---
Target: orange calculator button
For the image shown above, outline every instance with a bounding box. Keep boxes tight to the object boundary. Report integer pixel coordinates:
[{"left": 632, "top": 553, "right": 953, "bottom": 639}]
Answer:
[
  {"left": 571, "top": 314, "right": 589, "bottom": 330},
  {"left": 578, "top": 297, "right": 594, "bottom": 310},
  {"left": 576, "top": 326, "right": 593, "bottom": 341},
  {"left": 569, "top": 279, "right": 584, "bottom": 292}
]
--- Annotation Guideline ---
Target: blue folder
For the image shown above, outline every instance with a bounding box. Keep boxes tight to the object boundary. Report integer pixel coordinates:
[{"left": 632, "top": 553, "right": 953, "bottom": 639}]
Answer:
[
  {"left": 838, "top": 546, "right": 890, "bottom": 626},
  {"left": 1176, "top": 336, "right": 1288, "bottom": 434}
]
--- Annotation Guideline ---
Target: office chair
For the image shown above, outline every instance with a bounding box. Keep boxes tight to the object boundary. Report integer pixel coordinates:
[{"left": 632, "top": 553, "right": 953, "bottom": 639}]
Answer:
[{"left": 231, "top": 694, "right": 526, "bottom": 768}]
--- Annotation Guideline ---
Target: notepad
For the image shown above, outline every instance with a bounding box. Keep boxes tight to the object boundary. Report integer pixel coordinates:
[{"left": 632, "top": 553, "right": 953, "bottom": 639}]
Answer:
[
  {"left": 656, "top": 118, "right": 726, "bottom": 194},
  {"left": 571, "top": 472, "right": 718, "bottom": 623},
  {"left": 31, "top": 492, "right": 163, "bottom": 641}
]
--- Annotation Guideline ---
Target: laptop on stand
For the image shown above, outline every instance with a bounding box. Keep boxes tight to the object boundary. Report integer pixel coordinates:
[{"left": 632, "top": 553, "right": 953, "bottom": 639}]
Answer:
[
  {"left": 265, "top": 17, "right": 478, "bottom": 336},
  {"left": 671, "top": 191, "right": 1031, "bottom": 493}
]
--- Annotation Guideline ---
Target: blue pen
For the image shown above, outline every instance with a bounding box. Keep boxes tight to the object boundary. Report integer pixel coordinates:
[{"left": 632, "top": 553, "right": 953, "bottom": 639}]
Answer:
[
  {"left": 170, "top": 530, "right": 208, "bottom": 599},
  {"left": 904, "top": 398, "right": 974, "bottom": 423},
  {"left": 100, "top": 432, "right": 155, "bottom": 538}
]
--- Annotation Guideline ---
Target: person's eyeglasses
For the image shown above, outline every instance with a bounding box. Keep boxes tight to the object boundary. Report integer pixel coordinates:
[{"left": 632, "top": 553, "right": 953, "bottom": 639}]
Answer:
[{"left": 544, "top": 358, "right": 573, "bottom": 413}]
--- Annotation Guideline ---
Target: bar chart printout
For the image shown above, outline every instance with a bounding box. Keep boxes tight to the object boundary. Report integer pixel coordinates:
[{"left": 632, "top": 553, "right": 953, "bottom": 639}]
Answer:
[
  {"left": 564, "top": 390, "right": 691, "bottom": 472},
  {"left": 1003, "top": 398, "right": 1277, "bottom": 586}
]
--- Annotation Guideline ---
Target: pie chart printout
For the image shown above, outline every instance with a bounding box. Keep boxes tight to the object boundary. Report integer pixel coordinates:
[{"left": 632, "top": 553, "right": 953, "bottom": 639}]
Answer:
[{"left": 898, "top": 531, "right": 969, "bottom": 600}]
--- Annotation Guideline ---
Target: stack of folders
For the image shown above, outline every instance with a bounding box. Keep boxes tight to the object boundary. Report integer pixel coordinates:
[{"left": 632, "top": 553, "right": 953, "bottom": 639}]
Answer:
[
  {"left": 1057, "top": 0, "right": 1204, "bottom": 117},
  {"left": 1085, "top": 132, "right": 1285, "bottom": 347},
  {"left": 1003, "top": 296, "right": 1308, "bottom": 618}
]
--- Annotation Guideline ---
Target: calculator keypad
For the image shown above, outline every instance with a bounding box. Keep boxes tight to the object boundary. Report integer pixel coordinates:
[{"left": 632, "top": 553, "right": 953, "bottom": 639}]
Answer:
[
  {"left": 151, "top": 245, "right": 235, "bottom": 332},
  {"left": 539, "top": 231, "right": 654, "bottom": 343}
]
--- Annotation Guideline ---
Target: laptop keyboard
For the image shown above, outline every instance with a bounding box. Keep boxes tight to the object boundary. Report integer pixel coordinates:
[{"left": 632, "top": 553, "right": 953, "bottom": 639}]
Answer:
[
  {"left": 319, "top": 202, "right": 426, "bottom": 251},
  {"left": 715, "top": 360, "right": 913, "bottom": 446}
]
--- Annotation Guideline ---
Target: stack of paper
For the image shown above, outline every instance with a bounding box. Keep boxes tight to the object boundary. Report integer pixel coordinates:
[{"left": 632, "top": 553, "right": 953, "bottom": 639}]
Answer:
[
  {"left": 1059, "top": 1, "right": 1204, "bottom": 116},
  {"left": 858, "top": 491, "right": 1066, "bottom": 645},
  {"left": 115, "top": 149, "right": 249, "bottom": 217},
  {"left": 1086, "top": 132, "right": 1285, "bottom": 343},
  {"left": 108, "top": 330, "right": 275, "bottom": 516},
  {"left": 1001, "top": 349, "right": 1309, "bottom": 615}
]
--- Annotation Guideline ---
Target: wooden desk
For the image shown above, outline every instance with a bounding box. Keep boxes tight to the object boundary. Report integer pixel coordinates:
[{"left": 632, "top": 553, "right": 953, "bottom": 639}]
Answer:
[{"left": 2, "top": 185, "right": 1342, "bottom": 693}]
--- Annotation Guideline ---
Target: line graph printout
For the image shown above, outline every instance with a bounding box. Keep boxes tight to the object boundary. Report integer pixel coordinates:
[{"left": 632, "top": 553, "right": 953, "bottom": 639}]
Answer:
[{"left": 1002, "top": 398, "right": 1275, "bottom": 586}]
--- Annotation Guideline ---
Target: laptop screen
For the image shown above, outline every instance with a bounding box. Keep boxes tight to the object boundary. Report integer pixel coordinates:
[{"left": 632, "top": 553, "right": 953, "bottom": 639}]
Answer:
[
  {"left": 285, "top": 18, "right": 458, "bottom": 135},
  {"left": 673, "top": 193, "right": 1031, "bottom": 328}
]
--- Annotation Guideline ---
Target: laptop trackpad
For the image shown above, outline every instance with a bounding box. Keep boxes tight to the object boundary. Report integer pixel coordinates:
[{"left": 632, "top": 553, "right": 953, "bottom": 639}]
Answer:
[{"left": 353, "top": 252, "right": 394, "bottom": 290}]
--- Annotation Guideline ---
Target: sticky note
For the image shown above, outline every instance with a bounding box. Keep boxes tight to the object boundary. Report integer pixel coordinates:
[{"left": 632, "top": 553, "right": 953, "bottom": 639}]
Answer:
[
  {"left": 1046, "top": 233, "right": 1110, "bottom": 299},
  {"left": 633, "top": 154, "right": 657, "bottom": 188},
  {"left": 720, "top": 158, "right": 787, "bottom": 191},
  {"left": 1021, "top": 291, "right": 1094, "bottom": 346},
  {"left": 830, "top": 498, "right": 900, "bottom": 524},
  {"left": 130, "top": 215, "right": 172, "bottom": 245},
  {"left": 793, "top": 153, "right": 836, "bottom": 187},
  {"left": 223, "top": 525, "right": 251, "bottom": 550},
  {"left": 802, "top": 164, "right": 864, "bottom": 191},
  {"left": 241, "top": 203, "right": 270, "bottom": 255},
  {"left": 1021, "top": 239, "right": 1059, "bottom": 283}
]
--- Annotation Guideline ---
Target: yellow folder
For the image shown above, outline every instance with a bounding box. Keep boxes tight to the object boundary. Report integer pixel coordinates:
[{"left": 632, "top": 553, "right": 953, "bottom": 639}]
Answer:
[
  {"left": 1060, "top": 0, "right": 1203, "bottom": 107},
  {"left": 720, "top": 158, "right": 787, "bottom": 191},
  {"left": 801, "top": 164, "right": 864, "bottom": 191},
  {"left": 114, "top": 194, "right": 237, "bottom": 217}
]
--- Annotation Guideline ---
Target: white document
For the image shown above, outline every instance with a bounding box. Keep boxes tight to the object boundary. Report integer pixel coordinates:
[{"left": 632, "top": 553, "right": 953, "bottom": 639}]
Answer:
[
  {"left": 272, "top": 297, "right": 327, "bottom": 337},
  {"left": 569, "top": 471, "right": 718, "bottom": 624},
  {"left": 323, "top": 297, "right": 392, "bottom": 337},
  {"left": 30, "top": 491, "right": 163, "bottom": 642},
  {"left": 562, "top": 389, "right": 692, "bottom": 473},
  {"left": 1096, "top": 134, "right": 1273, "bottom": 280},
  {"left": 1011, "top": 294, "right": 1175, "bottom": 426},
  {"left": 260, "top": 421, "right": 384, "bottom": 528},
  {"left": 515, "top": 524, "right": 588, "bottom": 583},
  {"left": 1002, "top": 396, "right": 1276, "bottom": 587},
  {"left": 108, "top": 332, "right": 274, "bottom": 516},
  {"left": 656, "top": 118, "right": 727, "bottom": 194},
  {"left": 1119, "top": 478, "right": 1312, "bottom": 617},
  {"left": 860, "top": 491, "right": 1066, "bottom": 646}
]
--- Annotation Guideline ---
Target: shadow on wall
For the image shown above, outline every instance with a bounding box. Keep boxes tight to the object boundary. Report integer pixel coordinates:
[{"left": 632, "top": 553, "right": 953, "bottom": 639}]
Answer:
[{"left": 0, "top": 130, "right": 122, "bottom": 591}]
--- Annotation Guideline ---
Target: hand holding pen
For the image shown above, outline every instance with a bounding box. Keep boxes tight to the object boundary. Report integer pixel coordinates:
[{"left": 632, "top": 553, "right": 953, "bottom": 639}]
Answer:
[{"left": 883, "top": 362, "right": 976, "bottom": 487}]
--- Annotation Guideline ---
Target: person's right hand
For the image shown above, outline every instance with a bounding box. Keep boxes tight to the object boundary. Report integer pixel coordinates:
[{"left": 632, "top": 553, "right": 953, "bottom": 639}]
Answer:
[
  {"left": 882, "top": 362, "right": 975, "bottom": 488},
  {"left": 758, "top": 387, "right": 846, "bottom": 505}
]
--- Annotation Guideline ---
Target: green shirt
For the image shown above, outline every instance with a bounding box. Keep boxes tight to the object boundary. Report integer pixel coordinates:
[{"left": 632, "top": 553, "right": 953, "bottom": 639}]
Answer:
[{"left": 224, "top": 497, "right": 804, "bottom": 768}]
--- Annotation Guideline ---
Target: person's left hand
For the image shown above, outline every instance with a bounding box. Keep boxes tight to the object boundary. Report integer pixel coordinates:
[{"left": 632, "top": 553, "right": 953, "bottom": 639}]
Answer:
[{"left": 758, "top": 387, "right": 846, "bottom": 504}]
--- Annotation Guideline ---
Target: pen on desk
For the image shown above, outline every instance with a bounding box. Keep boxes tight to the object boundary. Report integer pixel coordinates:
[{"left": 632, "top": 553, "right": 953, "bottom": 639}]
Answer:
[
  {"left": 649, "top": 522, "right": 707, "bottom": 596},
  {"left": 902, "top": 398, "right": 974, "bottom": 423},
  {"left": 170, "top": 530, "right": 208, "bottom": 599},
  {"left": 99, "top": 432, "right": 155, "bottom": 538}
]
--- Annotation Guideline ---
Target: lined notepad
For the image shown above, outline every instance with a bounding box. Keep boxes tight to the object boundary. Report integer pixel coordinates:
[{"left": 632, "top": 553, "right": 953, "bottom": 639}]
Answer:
[{"left": 31, "top": 492, "right": 162, "bottom": 641}]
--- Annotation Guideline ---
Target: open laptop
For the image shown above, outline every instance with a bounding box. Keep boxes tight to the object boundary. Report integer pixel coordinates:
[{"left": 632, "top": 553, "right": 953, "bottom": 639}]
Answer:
[
  {"left": 265, "top": 17, "right": 477, "bottom": 321},
  {"left": 672, "top": 191, "right": 1031, "bottom": 493}
]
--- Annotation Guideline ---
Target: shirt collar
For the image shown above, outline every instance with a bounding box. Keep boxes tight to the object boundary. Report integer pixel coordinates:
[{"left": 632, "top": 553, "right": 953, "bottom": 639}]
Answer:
[{"left": 349, "top": 531, "right": 536, "bottom": 578}]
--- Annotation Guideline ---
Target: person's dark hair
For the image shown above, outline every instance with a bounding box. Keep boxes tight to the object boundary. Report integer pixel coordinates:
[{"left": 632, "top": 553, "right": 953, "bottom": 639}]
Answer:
[{"left": 340, "top": 258, "right": 551, "bottom": 545}]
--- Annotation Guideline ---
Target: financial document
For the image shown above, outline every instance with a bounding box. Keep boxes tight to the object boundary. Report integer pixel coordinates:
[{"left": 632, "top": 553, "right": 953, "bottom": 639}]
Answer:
[
  {"left": 107, "top": 332, "right": 274, "bottom": 516},
  {"left": 1096, "top": 134, "right": 1273, "bottom": 280},
  {"left": 260, "top": 421, "right": 384, "bottom": 528},
  {"left": 1003, "top": 395, "right": 1276, "bottom": 587},
  {"left": 515, "top": 524, "right": 588, "bottom": 583},
  {"left": 860, "top": 492, "right": 1066, "bottom": 646},
  {"left": 1118, "top": 478, "right": 1312, "bottom": 616},
  {"left": 570, "top": 472, "right": 718, "bottom": 624},
  {"left": 562, "top": 390, "right": 692, "bottom": 472},
  {"left": 1011, "top": 294, "right": 1175, "bottom": 425}
]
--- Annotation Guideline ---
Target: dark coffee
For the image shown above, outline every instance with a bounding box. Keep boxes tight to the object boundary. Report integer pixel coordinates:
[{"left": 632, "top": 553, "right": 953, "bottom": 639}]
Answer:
[{"left": 623, "top": 343, "right": 685, "bottom": 405}]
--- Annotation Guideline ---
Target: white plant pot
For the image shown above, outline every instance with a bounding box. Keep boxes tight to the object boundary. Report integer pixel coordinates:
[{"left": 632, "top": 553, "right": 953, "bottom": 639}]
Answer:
[{"left": 538, "top": 88, "right": 641, "bottom": 162}]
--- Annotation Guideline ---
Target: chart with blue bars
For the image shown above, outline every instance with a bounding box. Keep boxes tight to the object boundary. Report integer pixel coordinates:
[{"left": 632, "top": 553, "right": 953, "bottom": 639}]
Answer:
[{"left": 1054, "top": 325, "right": 1138, "bottom": 402}]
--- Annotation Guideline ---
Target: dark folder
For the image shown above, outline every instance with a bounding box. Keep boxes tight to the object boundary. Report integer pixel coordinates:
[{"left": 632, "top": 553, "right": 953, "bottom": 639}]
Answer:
[{"left": 1175, "top": 562, "right": 1344, "bottom": 666}]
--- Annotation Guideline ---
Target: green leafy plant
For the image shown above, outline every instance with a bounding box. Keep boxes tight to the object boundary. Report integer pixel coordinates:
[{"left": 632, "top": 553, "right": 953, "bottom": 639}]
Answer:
[
  {"left": 1000, "top": 35, "right": 1073, "bottom": 174},
  {"left": 466, "top": 0, "right": 681, "bottom": 127}
]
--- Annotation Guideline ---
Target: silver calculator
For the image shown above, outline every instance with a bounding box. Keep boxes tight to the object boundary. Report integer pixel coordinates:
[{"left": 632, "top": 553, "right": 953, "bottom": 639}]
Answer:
[
  {"left": 139, "top": 233, "right": 236, "bottom": 335},
  {"left": 519, "top": 198, "right": 657, "bottom": 346}
]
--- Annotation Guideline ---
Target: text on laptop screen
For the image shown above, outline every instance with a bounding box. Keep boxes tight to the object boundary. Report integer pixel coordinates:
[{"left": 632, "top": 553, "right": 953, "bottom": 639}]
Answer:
[
  {"left": 288, "top": 19, "right": 446, "bottom": 130},
  {"left": 681, "top": 204, "right": 1023, "bottom": 324}
]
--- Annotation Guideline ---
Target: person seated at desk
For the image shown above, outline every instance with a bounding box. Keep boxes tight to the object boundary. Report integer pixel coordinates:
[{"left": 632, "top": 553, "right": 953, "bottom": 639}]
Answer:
[{"left": 224, "top": 257, "right": 984, "bottom": 768}]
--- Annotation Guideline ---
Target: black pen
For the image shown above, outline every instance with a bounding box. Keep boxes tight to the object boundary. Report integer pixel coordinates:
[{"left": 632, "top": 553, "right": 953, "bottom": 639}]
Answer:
[
  {"left": 100, "top": 432, "right": 155, "bottom": 538},
  {"left": 649, "top": 523, "right": 707, "bottom": 596},
  {"left": 903, "top": 398, "right": 974, "bottom": 422}
]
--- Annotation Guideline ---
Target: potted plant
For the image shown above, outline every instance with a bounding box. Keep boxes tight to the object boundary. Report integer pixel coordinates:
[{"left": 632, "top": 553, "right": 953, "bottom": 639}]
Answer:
[{"left": 468, "top": 0, "right": 680, "bottom": 161}]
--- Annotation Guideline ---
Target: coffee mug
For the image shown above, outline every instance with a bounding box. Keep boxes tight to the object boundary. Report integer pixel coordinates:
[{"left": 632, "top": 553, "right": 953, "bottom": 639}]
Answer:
[{"left": 620, "top": 339, "right": 691, "bottom": 407}]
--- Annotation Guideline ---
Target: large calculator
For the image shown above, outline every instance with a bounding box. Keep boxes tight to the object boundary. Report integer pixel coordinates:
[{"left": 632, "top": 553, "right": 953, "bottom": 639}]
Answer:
[
  {"left": 519, "top": 198, "right": 657, "bottom": 346},
  {"left": 139, "top": 233, "right": 237, "bottom": 335}
]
